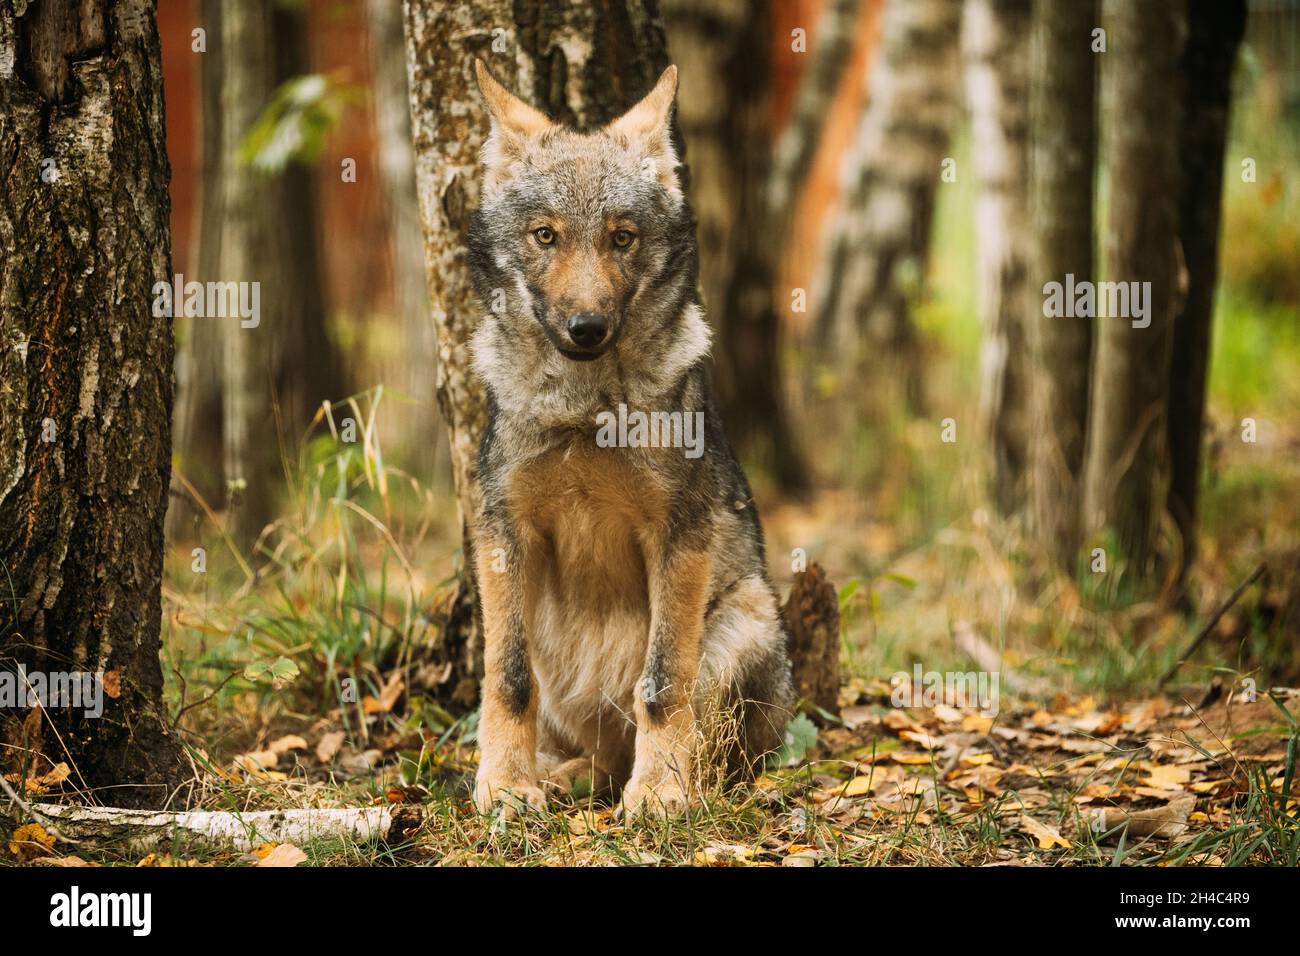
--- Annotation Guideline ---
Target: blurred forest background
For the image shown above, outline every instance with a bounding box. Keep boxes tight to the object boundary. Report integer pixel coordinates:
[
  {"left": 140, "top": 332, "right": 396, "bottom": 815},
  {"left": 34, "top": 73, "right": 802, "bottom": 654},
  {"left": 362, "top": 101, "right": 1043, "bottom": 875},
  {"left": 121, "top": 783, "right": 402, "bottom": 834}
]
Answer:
[{"left": 155, "top": 0, "right": 1299, "bottom": 741}]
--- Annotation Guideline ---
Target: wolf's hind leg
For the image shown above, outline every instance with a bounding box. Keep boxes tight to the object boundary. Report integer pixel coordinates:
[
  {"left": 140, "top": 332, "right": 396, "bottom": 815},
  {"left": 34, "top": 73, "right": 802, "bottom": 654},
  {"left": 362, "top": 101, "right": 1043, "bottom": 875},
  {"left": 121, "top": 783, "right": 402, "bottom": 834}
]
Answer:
[{"left": 698, "top": 575, "right": 795, "bottom": 774}]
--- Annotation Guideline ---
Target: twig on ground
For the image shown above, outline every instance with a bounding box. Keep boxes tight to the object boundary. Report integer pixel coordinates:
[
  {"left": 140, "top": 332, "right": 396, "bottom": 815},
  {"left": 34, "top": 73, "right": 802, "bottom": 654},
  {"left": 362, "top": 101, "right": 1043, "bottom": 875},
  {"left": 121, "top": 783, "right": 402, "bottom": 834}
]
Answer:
[{"left": 1159, "top": 562, "right": 1267, "bottom": 688}]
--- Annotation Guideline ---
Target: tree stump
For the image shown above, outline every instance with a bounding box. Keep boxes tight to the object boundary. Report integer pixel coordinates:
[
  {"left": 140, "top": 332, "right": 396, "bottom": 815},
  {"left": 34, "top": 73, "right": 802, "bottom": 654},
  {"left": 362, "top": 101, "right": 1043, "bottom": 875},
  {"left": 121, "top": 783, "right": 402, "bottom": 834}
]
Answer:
[{"left": 782, "top": 563, "right": 842, "bottom": 721}]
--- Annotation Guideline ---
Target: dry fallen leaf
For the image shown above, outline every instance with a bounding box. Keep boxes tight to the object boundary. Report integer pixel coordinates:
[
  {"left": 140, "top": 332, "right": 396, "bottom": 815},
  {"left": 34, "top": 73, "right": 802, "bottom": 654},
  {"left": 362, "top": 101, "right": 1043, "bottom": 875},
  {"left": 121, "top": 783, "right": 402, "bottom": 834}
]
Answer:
[
  {"left": 962, "top": 714, "right": 995, "bottom": 734},
  {"left": 1019, "top": 815, "right": 1072, "bottom": 850},
  {"left": 899, "top": 730, "right": 941, "bottom": 750},
  {"left": 8, "top": 823, "right": 56, "bottom": 862},
  {"left": 316, "top": 730, "right": 345, "bottom": 763},
  {"left": 1141, "top": 764, "right": 1191, "bottom": 791},
  {"left": 839, "top": 705, "right": 876, "bottom": 730},
  {"left": 694, "top": 844, "right": 755, "bottom": 866},
  {"left": 102, "top": 670, "right": 122, "bottom": 699},
  {"left": 269, "top": 734, "right": 309, "bottom": 756},
  {"left": 233, "top": 751, "right": 279, "bottom": 773},
  {"left": 890, "top": 752, "right": 934, "bottom": 765},
  {"left": 256, "top": 843, "right": 308, "bottom": 868}
]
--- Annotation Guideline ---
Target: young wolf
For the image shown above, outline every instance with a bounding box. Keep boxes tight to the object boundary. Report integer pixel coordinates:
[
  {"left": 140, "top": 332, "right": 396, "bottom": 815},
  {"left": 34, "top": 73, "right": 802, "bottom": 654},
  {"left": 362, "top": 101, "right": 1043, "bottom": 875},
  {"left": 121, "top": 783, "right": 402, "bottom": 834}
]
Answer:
[{"left": 467, "top": 60, "right": 794, "bottom": 817}]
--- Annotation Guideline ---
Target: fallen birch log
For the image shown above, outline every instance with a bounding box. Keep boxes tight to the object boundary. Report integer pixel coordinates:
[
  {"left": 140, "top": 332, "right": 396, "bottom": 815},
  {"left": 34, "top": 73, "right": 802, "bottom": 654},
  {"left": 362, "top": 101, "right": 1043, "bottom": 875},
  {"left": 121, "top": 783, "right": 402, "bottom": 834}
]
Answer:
[
  {"left": 1087, "top": 796, "right": 1195, "bottom": 841},
  {"left": 27, "top": 803, "right": 410, "bottom": 854}
]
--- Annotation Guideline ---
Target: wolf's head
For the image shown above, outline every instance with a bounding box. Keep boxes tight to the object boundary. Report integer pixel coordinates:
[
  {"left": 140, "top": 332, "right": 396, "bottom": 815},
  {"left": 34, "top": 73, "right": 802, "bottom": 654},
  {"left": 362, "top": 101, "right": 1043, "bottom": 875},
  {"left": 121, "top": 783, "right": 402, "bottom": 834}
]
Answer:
[{"left": 468, "top": 60, "right": 710, "bottom": 424}]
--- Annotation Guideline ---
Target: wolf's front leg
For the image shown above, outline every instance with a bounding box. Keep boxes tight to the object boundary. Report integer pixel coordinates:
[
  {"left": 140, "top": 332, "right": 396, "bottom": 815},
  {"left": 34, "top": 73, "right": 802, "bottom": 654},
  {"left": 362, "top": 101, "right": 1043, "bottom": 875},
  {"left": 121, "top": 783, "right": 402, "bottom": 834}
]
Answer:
[
  {"left": 474, "top": 532, "right": 545, "bottom": 817},
  {"left": 624, "top": 548, "right": 712, "bottom": 817}
]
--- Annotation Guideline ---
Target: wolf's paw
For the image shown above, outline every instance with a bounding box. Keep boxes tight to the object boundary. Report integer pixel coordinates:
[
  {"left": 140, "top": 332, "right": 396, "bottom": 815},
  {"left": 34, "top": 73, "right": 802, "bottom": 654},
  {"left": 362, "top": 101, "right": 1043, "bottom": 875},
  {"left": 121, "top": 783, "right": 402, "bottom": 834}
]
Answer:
[
  {"left": 619, "top": 777, "right": 689, "bottom": 820},
  {"left": 475, "top": 775, "right": 547, "bottom": 819}
]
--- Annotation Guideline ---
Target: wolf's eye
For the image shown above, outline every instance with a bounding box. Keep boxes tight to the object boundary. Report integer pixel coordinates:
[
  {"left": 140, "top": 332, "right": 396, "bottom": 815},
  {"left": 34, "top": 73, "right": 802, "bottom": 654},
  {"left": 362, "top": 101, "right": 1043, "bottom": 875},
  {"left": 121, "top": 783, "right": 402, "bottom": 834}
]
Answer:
[
  {"left": 533, "top": 226, "right": 555, "bottom": 246},
  {"left": 612, "top": 229, "right": 636, "bottom": 248}
]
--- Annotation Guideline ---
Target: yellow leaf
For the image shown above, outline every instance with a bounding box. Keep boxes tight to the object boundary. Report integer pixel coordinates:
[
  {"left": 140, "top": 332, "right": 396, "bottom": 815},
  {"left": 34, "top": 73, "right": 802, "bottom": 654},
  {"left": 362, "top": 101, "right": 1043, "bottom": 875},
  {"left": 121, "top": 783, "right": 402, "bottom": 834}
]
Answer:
[
  {"left": 841, "top": 775, "right": 874, "bottom": 797},
  {"left": 1141, "top": 765, "right": 1191, "bottom": 791},
  {"left": 961, "top": 714, "right": 994, "bottom": 734},
  {"left": 9, "top": 823, "right": 56, "bottom": 861},
  {"left": 1020, "top": 815, "right": 1071, "bottom": 849},
  {"left": 960, "top": 753, "right": 994, "bottom": 766},
  {"left": 694, "top": 844, "right": 755, "bottom": 866},
  {"left": 891, "top": 752, "right": 933, "bottom": 765}
]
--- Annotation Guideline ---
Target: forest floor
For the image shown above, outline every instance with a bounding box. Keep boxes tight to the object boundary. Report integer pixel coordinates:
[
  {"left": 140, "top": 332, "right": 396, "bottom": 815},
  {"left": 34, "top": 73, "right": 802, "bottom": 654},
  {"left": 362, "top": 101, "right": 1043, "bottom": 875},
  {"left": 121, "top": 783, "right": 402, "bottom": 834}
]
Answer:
[
  {"left": 7, "top": 664, "right": 1298, "bottom": 867},
  {"left": 6, "top": 428, "right": 1298, "bottom": 867}
]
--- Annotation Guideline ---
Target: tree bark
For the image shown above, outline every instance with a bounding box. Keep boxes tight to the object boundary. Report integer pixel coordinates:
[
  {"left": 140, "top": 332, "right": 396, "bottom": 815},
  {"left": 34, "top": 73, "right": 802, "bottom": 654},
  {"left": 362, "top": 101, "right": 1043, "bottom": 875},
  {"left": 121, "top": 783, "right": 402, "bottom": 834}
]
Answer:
[
  {"left": 1026, "top": 0, "right": 1098, "bottom": 569},
  {"left": 403, "top": 0, "right": 672, "bottom": 709},
  {"left": 0, "top": 0, "right": 186, "bottom": 808},
  {"left": 766, "top": 0, "right": 861, "bottom": 225},
  {"left": 1167, "top": 0, "right": 1246, "bottom": 587},
  {"left": 966, "top": 0, "right": 1032, "bottom": 516},
  {"left": 781, "top": 563, "right": 841, "bottom": 721},
  {"left": 815, "top": 0, "right": 963, "bottom": 404},
  {"left": 1082, "top": 0, "right": 1186, "bottom": 590},
  {"left": 666, "top": 0, "right": 807, "bottom": 492}
]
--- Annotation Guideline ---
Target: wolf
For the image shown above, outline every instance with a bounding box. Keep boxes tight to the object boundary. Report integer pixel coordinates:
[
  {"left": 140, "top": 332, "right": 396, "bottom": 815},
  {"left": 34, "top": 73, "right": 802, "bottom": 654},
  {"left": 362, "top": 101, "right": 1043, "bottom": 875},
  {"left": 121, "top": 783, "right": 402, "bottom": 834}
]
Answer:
[{"left": 467, "top": 59, "right": 794, "bottom": 817}]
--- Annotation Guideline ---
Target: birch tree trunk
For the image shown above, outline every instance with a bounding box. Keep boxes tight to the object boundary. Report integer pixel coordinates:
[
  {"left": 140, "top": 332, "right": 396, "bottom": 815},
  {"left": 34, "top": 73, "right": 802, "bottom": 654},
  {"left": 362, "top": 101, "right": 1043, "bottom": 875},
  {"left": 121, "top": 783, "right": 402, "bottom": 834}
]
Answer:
[
  {"left": 1026, "top": 0, "right": 1098, "bottom": 569},
  {"left": 1082, "top": 0, "right": 1187, "bottom": 590},
  {"left": 0, "top": 0, "right": 186, "bottom": 808},
  {"left": 1167, "top": 0, "right": 1246, "bottom": 587},
  {"left": 403, "top": 0, "right": 672, "bottom": 708},
  {"left": 816, "top": 0, "right": 962, "bottom": 404},
  {"left": 766, "top": 0, "right": 861, "bottom": 224},
  {"left": 965, "top": 0, "right": 1032, "bottom": 516}
]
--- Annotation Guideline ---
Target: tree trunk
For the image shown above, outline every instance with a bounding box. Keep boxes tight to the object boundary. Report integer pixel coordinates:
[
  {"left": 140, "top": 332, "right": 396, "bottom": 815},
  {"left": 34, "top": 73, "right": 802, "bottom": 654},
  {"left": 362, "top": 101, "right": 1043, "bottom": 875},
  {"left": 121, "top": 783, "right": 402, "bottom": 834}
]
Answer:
[
  {"left": 1082, "top": 0, "right": 1186, "bottom": 590},
  {"left": 403, "top": 0, "right": 673, "bottom": 709},
  {"left": 1026, "top": 0, "right": 1098, "bottom": 569},
  {"left": 365, "top": 0, "right": 441, "bottom": 475},
  {"left": 0, "top": 0, "right": 186, "bottom": 808},
  {"left": 666, "top": 0, "right": 807, "bottom": 492},
  {"left": 766, "top": 0, "right": 861, "bottom": 224},
  {"left": 965, "top": 0, "right": 1032, "bottom": 516},
  {"left": 172, "top": 0, "right": 342, "bottom": 551},
  {"left": 816, "top": 0, "right": 963, "bottom": 405},
  {"left": 1167, "top": 0, "right": 1246, "bottom": 587},
  {"left": 169, "top": 0, "right": 225, "bottom": 541}
]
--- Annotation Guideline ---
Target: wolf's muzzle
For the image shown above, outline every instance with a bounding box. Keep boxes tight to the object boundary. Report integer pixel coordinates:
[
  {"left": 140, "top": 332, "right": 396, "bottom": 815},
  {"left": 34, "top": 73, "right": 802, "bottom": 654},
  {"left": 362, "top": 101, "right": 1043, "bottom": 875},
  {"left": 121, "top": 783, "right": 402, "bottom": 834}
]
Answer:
[{"left": 562, "top": 312, "right": 610, "bottom": 360}]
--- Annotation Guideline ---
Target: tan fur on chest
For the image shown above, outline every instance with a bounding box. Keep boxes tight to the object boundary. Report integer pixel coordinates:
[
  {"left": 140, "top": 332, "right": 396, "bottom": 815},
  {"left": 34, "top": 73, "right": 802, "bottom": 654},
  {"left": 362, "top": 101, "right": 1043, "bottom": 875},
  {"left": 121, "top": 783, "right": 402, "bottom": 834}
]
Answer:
[{"left": 505, "top": 445, "right": 669, "bottom": 757}]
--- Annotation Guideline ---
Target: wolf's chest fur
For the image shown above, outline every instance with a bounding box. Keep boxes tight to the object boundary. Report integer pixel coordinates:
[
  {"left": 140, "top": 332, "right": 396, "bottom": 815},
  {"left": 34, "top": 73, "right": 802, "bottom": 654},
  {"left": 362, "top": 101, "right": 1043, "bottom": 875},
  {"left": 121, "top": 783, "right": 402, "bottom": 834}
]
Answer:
[{"left": 503, "top": 440, "right": 672, "bottom": 757}]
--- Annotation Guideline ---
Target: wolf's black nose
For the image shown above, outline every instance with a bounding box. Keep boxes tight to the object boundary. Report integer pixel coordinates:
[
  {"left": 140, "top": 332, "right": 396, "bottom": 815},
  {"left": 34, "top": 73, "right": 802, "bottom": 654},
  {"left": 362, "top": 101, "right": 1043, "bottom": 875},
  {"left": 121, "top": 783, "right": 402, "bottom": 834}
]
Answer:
[{"left": 567, "top": 313, "right": 608, "bottom": 349}]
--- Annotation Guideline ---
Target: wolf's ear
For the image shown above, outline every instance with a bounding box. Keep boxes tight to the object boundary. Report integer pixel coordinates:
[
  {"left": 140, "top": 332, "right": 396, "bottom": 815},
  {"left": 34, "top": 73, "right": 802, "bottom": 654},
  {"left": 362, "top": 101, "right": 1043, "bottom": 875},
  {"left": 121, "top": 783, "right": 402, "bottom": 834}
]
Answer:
[
  {"left": 474, "top": 59, "right": 553, "bottom": 138},
  {"left": 608, "top": 66, "right": 680, "bottom": 195}
]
